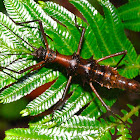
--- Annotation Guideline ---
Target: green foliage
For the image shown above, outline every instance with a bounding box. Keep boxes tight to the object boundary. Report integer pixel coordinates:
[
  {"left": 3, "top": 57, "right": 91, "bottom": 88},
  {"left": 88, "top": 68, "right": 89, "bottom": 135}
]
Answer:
[
  {"left": 118, "top": 1, "right": 140, "bottom": 31},
  {"left": 21, "top": 74, "right": 67, "bottom": 116},
  {"left": 0, "top": 0, "right": 139, "bottom": 139}
]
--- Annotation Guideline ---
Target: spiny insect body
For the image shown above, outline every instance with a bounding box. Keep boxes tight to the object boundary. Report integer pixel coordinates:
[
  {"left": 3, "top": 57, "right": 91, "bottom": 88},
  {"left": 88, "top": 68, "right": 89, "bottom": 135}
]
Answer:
[{"left": 0, "top": 18, "right": 140, "bottom": 126}]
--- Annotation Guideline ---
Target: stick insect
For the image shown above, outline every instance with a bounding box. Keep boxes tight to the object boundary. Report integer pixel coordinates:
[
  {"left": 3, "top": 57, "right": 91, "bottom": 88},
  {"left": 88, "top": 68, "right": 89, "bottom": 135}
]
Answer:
[{"left": 0, "top": 16, "right": 140, "bottom": 127}]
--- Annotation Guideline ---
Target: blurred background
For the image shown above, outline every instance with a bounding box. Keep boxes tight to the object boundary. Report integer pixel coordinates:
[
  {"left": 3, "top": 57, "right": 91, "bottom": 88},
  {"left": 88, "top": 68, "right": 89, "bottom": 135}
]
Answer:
[{"left": 0, "top": 0, "right": 139, "bottom": 139}]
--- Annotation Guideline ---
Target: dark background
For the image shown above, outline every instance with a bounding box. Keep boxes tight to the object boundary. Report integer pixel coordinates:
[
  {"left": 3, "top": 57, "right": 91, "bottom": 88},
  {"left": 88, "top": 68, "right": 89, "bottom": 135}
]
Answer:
[{"left": 0, "top": 0, "right": 140, "bottom": 139}]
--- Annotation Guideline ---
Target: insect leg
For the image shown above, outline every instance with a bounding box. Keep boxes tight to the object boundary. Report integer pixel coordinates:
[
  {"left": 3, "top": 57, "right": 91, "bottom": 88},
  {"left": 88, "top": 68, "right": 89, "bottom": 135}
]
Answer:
[
  {"left": 9, "top": 18, "right": 49, "bottom": 49},
  {"left": 75, "top": 16, "right": 86, "bottom": 55},
  {"left": 52, "top": 76, "right": 72, "bottom": 115},
  {"left": 96, "top": 50, "right": 127, "bottom": 68},
  {"left": 89, "top": 82, "right": 127, "bottom": 126},
  {"left": 0, "top": 61, "right": 45, "bottom": 74},
  {"left": 115, "top": 51, "right": 127, "bottom": 68},
  {"left": 1, "top": 22, "right": 36, "bottom": 51},
  {"left": 62, "top": 76, "right": 73, "bottom": 100}
]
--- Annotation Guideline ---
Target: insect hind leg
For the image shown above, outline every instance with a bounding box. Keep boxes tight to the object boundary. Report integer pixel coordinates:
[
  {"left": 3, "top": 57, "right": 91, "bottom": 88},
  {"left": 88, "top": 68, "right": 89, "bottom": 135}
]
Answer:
[
  {"left": 96, "top": 50, "right": 127, "bottom": 68},
  {"left": 89, "top": 82, "right": 129, "bottom": 129},
  {"left": 115, "top": 50, "right": 127, "bottom": 68}
]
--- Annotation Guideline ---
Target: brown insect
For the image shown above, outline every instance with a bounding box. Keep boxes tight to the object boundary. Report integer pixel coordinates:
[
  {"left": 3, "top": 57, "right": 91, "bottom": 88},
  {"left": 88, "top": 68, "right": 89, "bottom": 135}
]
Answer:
[{"left": 0, "top": 17, "right": 140, "bottom": 125}]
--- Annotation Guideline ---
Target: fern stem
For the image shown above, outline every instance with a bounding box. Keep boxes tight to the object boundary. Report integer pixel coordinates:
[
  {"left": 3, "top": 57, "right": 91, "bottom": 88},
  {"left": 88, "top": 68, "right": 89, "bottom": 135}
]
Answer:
[{"left": 122, "top": 105, "right": 140, "bottom": 122}]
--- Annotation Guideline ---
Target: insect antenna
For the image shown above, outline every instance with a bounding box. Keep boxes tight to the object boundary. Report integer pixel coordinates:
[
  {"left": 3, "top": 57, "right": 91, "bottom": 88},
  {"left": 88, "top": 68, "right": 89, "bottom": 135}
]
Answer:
[
  {"left": 0, "top": 52, "right": 33, "bottom": 74},
  {"left": 0, "top": 68, "right": 18, "bottom": 80},
  {"left": 0, "top": 53, "right": 31, "bottom": 56}
]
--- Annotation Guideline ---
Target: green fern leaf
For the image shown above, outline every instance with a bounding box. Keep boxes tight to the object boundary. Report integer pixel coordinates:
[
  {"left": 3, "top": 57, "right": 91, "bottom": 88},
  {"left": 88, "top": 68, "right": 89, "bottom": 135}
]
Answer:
[
  {"left": 5, "top": 128, "right": 55, "bottom": 140},
  {"left": 0, "top": 68, "right": 59, "bottom": 103},
  {"left": 136, "top": 55, "right": 140, "bottom": 74},
  {"left": 53, "top": 87, "right": 92, "bottom": 126},
  {"left": 0, "top": 12, "right": 36, "bottom": 89},
  {"left": 118, "top": 1, "right": 140, "bottom": 31},
  {"left": 21, "top": 74, "right": 67, "bottom": 116},
  {"left": 4, "top": 0, "right": 44, "bottom": 48},
  {"left": 5, "top": 116, "right": 103, "bottom": 140},
  {"left": 5, "top": 115, "right": 131, "bottom": 140}
]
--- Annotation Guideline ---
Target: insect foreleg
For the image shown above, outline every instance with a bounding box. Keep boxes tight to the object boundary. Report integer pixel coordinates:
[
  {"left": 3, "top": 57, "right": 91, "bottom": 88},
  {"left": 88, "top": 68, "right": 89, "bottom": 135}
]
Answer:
[
  {"left": 96, "top": 50, "right": 127, "bottom": 68},
  {"left": 9, "top": 17, "right": 49, "bottom": 49},
  {"left": 0, "top": 61, "right": 45, "bottom": 74}
]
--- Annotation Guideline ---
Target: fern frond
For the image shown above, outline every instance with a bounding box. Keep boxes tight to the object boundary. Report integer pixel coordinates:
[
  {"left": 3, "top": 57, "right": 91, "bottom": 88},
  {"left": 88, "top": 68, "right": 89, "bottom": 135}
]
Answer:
[
  {"left": 136, "top": 55, "right": 140, "bottom": 74},
  {"left": 118, "top": 1, "right": 140, "bottom": 31},
  {"left": 6, "top": 116, "right": 107, "bottom": 140},
  {"left": 69, "top": 0, "right": 108, "bottom": 60},
  {"left": 5, "top": 114, "right": 136, "bottom": 140},
  {"left": 0, "top": 12, "right": 36, "bottom": 89},
  {"left": 53, "top": 87, "right": 92, "bottom": 126},
  {"left": 0, "top": 68, "right": 59, "bottom": 103},
  {"left": 115, "top": 104, "right": 140, "bottom": 140},
  {"left": 21, "top": 74, "right": 66, "bottom": 116}
]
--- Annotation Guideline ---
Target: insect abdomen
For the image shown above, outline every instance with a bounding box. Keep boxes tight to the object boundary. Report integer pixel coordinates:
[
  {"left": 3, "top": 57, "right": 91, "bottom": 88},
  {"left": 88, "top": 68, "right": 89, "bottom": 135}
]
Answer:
[
  {"left": 93, "top": 65, "right": 140, "bottom": 93},
  {"left": 112, "top": 75, "right": 140, "bottom": 93}
]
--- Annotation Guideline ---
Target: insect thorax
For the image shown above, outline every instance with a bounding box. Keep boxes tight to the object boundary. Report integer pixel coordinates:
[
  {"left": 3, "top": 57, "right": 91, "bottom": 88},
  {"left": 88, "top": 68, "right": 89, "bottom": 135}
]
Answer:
[
  {"left": 32, "top": 46, "right": 56, "bottom": 62},
  {"left": 32, "top": 46, "right": 47, "bottom": 60}
]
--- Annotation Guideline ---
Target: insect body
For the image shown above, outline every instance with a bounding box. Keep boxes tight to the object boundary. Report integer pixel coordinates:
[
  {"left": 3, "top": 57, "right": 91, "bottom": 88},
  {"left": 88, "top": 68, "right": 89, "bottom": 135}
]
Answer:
[
  {"left": 33, "top": 45, "right": 140, "bottom": 93},
  {"left": 1, "top": 18, "right": 140, "bottom": 125}
]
